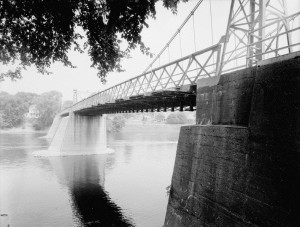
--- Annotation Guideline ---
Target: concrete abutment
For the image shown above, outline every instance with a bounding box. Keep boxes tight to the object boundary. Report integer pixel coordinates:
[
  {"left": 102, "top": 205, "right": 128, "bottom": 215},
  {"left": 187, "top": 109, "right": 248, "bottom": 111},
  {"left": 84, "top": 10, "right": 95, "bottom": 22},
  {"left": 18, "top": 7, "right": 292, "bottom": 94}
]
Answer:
[{"left": 164, "top": 53, "right": 300, "bottom": 226}]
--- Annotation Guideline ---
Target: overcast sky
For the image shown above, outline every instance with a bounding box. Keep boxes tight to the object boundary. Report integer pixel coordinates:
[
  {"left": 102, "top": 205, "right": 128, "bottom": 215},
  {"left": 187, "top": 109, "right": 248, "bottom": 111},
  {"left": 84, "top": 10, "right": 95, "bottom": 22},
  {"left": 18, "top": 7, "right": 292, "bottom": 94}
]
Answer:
[{"left": 0, "top": 0, "right": 299, "bottom": 101}]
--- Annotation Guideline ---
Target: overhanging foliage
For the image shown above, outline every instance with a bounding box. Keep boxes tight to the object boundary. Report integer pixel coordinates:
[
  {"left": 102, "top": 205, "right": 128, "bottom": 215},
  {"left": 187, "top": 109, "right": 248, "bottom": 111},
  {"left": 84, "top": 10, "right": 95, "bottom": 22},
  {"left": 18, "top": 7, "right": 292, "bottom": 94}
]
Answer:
[{"left": 0, "top": 0, "right": 187, "bottom": 82}]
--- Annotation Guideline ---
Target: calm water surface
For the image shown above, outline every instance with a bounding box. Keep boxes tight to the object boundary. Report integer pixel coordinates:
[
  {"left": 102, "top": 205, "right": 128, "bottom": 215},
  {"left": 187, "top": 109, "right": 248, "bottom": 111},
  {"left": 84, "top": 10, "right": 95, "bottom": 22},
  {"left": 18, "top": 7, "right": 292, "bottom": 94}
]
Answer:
[{"left": 0, "top": 123, "right": 181, "bottom": 227}]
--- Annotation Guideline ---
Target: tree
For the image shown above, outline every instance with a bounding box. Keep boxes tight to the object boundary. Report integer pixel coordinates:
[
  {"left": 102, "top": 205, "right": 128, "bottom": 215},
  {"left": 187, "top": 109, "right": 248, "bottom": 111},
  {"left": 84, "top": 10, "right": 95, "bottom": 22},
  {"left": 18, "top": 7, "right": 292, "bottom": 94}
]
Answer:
[
  {"left": 32, "top": 91, "right": 62, "bottom": 130},
  {"left": 15, "top": 92, "right": 38, "bottom": 115},
  {"left": 155, "top": 112, "right": 165, "bottom": 122},
  {"left": 107, "top": 114, "right": 126, "bottom": 133},
  {"left": 0, "top": 0, "right": 187, "bottom": 82},
  {"left": 0, "top": 92, "right": 28, "bottom": 128},
  {"left": 0, "top": 91, "right": 64, "bottom": 130},
  {"left": 166, "top": 112, "right": 188, "bottom": 124},
  {"left": 111, "top": 115, "right": 126, "bottom": 133}
]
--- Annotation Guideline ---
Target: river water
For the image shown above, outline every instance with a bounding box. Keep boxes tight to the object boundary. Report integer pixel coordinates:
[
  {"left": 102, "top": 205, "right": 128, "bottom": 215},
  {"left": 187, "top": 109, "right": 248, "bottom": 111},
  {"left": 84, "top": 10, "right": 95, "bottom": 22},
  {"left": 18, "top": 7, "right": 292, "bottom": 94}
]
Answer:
[{"left": 0, "top": 123, "right": 181, "bottom": 227}]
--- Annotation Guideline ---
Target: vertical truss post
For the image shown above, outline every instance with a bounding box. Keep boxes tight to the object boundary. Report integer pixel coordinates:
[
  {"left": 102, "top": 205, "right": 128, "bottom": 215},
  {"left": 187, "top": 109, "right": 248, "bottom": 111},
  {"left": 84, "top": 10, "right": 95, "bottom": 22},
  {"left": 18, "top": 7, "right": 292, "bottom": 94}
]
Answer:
[
  {"left": 73, "top": 89, "right": 78, "bottom": 104},
  {"left": 282, "top": 0, "right": 293, "bottom": 53},
  {"left": 218, "top": 0, "right": 235, "bottom": 75},
  {"left": 180, "top": 100, "right": 184, "bottom": 112},
  {"left": 257, "top": 0, "right": 267, "bottom": 61},
  {"left": 219, "top": 0, "right": 291, "bottom": 74},
  {"left": 248, "top": 0, "right": 256, "bottom": 67},
  {"left": 189, "top": 99, "right": 194, "bottom": 111},
  {"left": 215, "top": 44, "right": 222, "bottom": 76}
]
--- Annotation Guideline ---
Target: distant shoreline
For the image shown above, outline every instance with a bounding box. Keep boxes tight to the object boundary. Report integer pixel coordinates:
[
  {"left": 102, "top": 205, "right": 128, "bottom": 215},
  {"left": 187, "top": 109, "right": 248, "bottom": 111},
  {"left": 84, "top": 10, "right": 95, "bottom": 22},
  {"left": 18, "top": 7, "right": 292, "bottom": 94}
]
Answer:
[{"left": 0, "top": 127, "right": 48, "bottom": 134}]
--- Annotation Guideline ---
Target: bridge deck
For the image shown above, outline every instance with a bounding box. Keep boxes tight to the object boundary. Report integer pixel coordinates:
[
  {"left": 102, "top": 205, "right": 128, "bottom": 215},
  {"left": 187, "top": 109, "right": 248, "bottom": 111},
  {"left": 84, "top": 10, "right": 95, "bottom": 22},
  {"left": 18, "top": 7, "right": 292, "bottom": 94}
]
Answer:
[{"left": 76, "top": 86, "right": 196, "bottom": 116}]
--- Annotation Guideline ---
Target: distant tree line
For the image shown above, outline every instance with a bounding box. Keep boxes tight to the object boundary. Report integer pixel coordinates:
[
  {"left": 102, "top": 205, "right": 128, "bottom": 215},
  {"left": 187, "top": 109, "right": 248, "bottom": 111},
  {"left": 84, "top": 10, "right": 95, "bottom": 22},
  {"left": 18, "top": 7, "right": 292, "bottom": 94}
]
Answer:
[
  {"left": 0, "top": 91, "right": 70, "bottom": 130},
  {"left": 107, "top": 115, "right": 126, "bottom": 134},
  {"left": 165, "top": 112, "right": 195, "bottom": 124},
  {"left": 105, "top": 112, "right": 195, "bottom": 134}
]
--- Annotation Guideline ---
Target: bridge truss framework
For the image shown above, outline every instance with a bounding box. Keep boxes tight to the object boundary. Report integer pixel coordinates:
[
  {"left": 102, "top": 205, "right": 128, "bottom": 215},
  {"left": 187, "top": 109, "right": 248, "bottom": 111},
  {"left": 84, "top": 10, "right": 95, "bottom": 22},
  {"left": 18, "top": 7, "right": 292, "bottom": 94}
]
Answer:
[{"left": 60, "top": 0, "right": 300, "bottom": 116}]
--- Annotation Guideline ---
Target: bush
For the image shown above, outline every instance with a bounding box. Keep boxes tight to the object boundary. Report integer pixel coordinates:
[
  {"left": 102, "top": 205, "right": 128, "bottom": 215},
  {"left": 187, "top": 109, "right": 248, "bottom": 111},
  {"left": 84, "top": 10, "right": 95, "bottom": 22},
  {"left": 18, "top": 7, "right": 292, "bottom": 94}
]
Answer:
[
  {"left": 155, "top": 113, "right": 165, "bottom": 122},
  {"left": 107, "top": 115, "right": 126, "bottom": 133},
  {"left": 166, "top": 112, "right": 188, "bottom": 124}
]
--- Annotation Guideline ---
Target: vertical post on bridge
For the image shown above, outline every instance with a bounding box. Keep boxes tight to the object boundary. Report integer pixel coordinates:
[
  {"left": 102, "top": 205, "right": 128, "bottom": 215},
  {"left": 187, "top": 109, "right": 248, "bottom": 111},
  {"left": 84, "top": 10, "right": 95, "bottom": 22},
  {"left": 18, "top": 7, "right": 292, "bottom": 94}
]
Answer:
[
  {"left": 248, "top": 0, "right": 256, "bottom": 67},
  {"left": 218, "top": 0, "right": 235, "bottom": 76},
  {"left": 219, "top": 0, "right": 290, "bottom": 73},
  {"left": 73, "top": 89, "right": 78, "bottom": 104},
  {"left": 180, "top": 101, "right": 184, "bottom": 112},
  {"left": 257, "top": 0, "right": 266, "bottom": 61}
]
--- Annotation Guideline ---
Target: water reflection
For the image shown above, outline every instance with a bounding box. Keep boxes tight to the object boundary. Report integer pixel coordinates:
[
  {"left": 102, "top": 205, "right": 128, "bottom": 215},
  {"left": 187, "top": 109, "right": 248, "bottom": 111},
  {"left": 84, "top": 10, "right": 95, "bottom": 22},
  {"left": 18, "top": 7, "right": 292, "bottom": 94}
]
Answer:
[
  {"left": 1, "top": 123, "right": 180, "bottom": 226},
  {"left": 49, "top": 155, "right": 134, "bottom": 226}
]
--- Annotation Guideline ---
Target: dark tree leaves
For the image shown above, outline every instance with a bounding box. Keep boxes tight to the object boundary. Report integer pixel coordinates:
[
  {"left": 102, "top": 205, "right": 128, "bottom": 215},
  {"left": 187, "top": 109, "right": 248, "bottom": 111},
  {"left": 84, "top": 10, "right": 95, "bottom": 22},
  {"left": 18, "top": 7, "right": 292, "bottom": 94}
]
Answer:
[{"left": 0, "top": 0, "right": 184, "bottom": 82}]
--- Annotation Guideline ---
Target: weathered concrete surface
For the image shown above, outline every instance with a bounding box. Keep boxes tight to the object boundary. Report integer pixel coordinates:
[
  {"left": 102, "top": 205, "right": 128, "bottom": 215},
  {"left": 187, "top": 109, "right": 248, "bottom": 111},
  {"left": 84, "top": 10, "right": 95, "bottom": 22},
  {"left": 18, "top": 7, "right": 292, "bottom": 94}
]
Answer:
[
  {"left": 47, "top": 113, "right": 108, "bottom": 154},
  {"left": 196, "top": 67, "right": 256, "bottom": 126},
  {"left": 165, "top": 125, "right": 251, "bottom": 227},
  {"left": 60, "top": 114, "right": 107, "bottom": 154},
  {"left": 45, "top": 115, "right": 62, "bottom": 138},
  {"left": 165, "top": 54, "right": 300, "bottom": 226},
  {"left": 47, "top": 116, "right": 70, "bottom": 152}
]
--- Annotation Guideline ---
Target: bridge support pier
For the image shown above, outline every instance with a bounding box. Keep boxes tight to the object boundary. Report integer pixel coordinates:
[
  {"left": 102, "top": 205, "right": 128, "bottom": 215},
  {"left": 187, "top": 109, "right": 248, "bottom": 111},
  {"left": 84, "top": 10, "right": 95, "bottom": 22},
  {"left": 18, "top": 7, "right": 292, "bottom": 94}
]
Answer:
[
  {"left": 47, "top": 112, "right": 111, "bottom": 155},
  {"left": 45, "top": 114, "right": 63, "bottom": 138},
  {"left": 164, "top": 53, "right": 300, "bottom": 226}
]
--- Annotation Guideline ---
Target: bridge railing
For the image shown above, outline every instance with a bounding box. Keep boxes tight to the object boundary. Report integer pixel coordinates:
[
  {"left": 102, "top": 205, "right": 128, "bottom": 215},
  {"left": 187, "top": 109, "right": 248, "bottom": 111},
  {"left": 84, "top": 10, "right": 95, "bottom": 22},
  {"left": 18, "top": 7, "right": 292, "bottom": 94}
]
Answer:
[{"left": 59, "top": 43, "right": 221, "bottom": 114}]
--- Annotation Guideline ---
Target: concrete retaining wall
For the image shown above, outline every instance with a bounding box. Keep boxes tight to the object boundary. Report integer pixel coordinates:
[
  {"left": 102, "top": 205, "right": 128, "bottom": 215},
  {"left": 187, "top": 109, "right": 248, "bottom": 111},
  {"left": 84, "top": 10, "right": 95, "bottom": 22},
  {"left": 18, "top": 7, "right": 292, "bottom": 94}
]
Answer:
[
  {"left": 164, "top": 54, "right": 300, "bottom": 226},
  {"left": 196, "top": 67, "right": 256, "bottom": 126}
]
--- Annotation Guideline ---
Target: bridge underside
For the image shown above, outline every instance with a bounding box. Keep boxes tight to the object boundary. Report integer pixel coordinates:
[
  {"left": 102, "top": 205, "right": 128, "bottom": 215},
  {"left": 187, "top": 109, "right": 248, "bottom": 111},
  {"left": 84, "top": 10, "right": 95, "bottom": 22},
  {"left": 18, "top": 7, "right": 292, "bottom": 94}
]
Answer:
[{"left": 75, "top": 86, "right": 196, "bottom": 116}]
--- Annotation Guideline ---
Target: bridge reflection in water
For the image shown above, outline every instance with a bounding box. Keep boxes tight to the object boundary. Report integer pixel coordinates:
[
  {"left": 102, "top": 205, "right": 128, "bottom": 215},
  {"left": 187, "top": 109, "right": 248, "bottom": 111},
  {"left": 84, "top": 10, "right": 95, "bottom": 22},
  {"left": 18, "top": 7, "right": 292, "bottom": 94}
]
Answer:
[{"left": 49, "top": 154, "right": 134, "bottom": 226}]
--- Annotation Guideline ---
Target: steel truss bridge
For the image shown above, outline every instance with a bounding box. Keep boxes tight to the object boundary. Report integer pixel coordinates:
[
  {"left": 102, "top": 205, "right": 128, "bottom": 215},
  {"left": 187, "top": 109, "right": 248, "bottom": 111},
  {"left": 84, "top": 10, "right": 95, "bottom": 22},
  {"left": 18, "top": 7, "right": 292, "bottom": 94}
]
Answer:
[{"left": 60, "top": 0, "right": 300, "bottom": 116}]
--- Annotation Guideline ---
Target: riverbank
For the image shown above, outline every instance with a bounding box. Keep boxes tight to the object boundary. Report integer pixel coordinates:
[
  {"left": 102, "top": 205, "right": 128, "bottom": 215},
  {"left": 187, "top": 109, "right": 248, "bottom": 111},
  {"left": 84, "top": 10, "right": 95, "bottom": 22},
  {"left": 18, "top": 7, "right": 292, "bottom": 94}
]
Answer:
[{"left": 0, "top": 127, "right": 48, "bottom": 134}]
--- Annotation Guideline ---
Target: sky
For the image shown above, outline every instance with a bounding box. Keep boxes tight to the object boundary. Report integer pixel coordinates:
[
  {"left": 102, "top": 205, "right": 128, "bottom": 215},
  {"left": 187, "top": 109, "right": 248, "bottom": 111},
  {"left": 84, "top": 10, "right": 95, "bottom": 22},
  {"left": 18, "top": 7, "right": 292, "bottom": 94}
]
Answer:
[{"left": 0, "top": 0, "right": 299, "bottom": 101}]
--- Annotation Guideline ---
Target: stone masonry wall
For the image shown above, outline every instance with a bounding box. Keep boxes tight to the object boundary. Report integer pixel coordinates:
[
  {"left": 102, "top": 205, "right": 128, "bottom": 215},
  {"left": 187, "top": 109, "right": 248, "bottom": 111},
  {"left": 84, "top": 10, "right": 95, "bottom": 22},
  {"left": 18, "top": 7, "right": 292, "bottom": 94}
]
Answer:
[
  {"left": 164, "top": 54, "right": 300, "bottom": 226},
  {"left": 196, "top": 67, "right": 256, "bottom": 126}
]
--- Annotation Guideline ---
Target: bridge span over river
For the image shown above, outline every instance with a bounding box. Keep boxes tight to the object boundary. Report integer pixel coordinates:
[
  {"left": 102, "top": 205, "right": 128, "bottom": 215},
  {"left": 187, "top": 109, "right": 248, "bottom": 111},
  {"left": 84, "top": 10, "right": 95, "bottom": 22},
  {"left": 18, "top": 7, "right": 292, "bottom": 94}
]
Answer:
[{"left": 46, "top": 1, "right": 300, "bottom": 226}]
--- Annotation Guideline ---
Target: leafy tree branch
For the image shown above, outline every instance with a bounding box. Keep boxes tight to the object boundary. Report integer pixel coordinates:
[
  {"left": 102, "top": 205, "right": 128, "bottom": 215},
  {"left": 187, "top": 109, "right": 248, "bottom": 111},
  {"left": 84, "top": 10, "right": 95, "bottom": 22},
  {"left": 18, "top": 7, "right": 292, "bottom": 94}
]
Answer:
[{"left": 0, "top": 0, "right": 187, "bottom": 82}]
